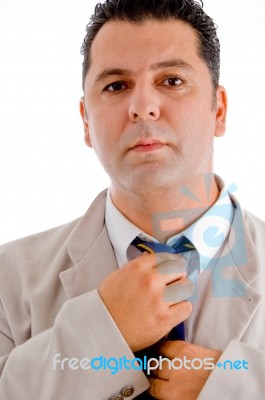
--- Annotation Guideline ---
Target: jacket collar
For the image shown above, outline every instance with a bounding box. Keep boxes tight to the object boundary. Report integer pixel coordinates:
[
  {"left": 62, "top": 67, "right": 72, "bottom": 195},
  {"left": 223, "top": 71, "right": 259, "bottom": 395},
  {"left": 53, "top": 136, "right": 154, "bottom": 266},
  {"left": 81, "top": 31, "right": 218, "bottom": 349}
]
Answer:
[
  {"left": 60, "top": 189, "right": 118, "bottom": 299},
  {"left": 192, "top": 194, "right": 261, "bottom": 349}
]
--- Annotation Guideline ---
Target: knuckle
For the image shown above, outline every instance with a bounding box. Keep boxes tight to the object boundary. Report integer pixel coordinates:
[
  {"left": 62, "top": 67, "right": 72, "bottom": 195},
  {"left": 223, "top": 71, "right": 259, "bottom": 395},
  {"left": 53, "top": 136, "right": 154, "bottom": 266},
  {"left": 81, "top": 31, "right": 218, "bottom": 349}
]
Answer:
[
  {"left": 182, "top": 301, "right": 192, "bottom": 314},
  {"left": 129, "top": 258, "right": 142, "bottom": 272},
  {"left": 156, "top": 309, "right": 167, "bottom": 323},
  {"left": 180, "top": 278, "right": 195, "bottom": 296},
  {"left": 150, "top": 301, "right": 166, "bottom": 320},
  {"left": 176, "top": 254, "right": 187, "bottom": 267},
  {"left": 161, "top": 339, "right": 172, "bottom": 352},
  {"left": 172, "top": 301, "right": 192, "bottom": 321},
  {"left": 139, "top": 272, "right": 156, "bottom": 290},
  {"left": 149, "top": 379, "right": 161, "bottom": 398},
  {"left": 144, "top": 269, "right": 164, "bottom": 292},
  {"left": 130, "top": 253, "right": 154, "bottom": 272}
]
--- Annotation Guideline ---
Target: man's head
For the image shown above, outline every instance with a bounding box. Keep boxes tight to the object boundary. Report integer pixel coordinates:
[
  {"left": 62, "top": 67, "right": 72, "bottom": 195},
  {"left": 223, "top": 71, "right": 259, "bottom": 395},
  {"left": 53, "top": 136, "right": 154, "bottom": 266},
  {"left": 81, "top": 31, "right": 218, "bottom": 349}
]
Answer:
[
  {"left": 81, "top": 0, "right": 220, "bottom": 93},
  {"left": 79, "top": 1, "right": 227, "bottom": 204}
]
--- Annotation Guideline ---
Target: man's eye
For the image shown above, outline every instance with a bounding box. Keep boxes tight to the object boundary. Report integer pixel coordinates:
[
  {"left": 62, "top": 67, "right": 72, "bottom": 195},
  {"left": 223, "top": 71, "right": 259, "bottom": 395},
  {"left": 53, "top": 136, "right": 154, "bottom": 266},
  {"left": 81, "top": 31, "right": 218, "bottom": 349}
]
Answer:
[
  {"left": 104, "top": 82, "right": 126, "bottom": 92},
  {"left": 163, "top": 77, "right": 183, "bottom": 87}
]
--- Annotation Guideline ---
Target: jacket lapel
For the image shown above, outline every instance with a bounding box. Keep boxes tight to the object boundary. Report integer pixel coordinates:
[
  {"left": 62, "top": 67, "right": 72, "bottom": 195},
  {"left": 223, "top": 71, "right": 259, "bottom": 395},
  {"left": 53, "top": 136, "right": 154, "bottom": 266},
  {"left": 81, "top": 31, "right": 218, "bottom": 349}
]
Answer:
[
  {"left": 192, "top": 196, "right": 261, "bottom": 349},
  {"left": 59, "top": 189, "right": 118, "bottom": 299}
]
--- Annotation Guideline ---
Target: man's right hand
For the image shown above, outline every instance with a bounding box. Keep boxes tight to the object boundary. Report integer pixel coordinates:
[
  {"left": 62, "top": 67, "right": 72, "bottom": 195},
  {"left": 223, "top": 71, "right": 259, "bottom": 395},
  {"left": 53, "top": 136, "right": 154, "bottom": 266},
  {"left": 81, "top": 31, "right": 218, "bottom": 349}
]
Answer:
[{"left": 98, "top": 252, "right": 194, "bottom": 352}]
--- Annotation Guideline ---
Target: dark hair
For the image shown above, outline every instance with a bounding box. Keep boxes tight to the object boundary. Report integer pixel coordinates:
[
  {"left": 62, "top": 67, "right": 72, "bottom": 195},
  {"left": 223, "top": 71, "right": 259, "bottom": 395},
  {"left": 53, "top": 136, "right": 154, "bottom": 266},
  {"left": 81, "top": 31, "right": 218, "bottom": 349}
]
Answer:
[{"left": 80, "top": 0, "right": 220, "bottom": 92}]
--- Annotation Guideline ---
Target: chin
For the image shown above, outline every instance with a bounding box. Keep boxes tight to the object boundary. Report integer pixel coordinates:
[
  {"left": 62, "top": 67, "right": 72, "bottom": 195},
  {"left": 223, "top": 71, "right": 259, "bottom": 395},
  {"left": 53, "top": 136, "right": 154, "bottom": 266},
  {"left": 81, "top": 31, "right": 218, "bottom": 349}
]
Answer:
[{"left": 122, "top": 175, "right": 179, "bottom": 194}]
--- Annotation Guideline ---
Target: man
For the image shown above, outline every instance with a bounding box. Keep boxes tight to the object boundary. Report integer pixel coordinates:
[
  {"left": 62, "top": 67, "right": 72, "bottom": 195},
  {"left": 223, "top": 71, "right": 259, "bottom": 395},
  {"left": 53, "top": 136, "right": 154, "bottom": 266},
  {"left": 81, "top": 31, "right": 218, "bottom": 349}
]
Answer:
[{"left": 0, "top": 0, "right": 264, "bottom": 399}]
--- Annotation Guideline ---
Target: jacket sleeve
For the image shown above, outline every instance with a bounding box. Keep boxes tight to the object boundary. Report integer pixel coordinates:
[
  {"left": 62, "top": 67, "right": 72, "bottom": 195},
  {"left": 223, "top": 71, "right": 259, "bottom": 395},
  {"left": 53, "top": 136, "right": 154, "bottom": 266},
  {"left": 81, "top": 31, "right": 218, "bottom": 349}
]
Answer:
[
  {"left": 198, "top": 340, "right": 265, "bottom": 399},
  {"left": 0, "top": 289, "right": 149, "bottom": 399}
]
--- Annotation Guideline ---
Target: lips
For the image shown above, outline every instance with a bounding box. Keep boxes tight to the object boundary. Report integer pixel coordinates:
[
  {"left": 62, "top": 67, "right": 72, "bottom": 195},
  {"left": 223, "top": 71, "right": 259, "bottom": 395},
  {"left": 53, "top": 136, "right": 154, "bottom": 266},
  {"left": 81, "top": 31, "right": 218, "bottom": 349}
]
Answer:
[{"left": 131, "top": 140, "right": 166, "bottom": 152}]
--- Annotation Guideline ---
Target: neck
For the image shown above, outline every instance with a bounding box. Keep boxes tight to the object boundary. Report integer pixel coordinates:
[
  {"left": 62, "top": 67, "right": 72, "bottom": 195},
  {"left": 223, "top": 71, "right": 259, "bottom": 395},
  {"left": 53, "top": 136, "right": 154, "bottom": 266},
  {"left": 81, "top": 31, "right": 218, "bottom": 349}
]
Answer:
[{"left": 110, "top": 174, "right": 220, "bottom": 242}]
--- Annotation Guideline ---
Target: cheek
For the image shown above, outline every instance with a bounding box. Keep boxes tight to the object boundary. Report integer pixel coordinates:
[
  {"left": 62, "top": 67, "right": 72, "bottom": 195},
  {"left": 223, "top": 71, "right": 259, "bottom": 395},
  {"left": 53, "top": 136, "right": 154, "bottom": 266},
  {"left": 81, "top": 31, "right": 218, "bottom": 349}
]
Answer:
[
  {"left": 92, "top": 101, "right": 124, "bottom": 131},
  {"left": 90, "top": 104, "right": 126, "bottom": 147},
  {"left": 89, "top": 128, "right": 107, "bottom": 154},
  {"left": 88, "top": 123, "right": 116, "bottom": 167},
  {"left": 182, "top": 101, "right": 216, "bottom": 142},
  {"left": 166, "top": 101, "right": 216, "bottom": 157}
]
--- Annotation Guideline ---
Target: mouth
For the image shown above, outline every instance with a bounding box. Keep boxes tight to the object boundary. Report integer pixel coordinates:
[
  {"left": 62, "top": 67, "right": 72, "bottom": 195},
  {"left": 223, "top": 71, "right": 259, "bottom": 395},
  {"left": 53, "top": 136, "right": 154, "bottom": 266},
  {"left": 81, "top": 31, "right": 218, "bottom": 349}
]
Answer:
[{"left": 130, "top": 140, "right": 166, "bottom": 153}]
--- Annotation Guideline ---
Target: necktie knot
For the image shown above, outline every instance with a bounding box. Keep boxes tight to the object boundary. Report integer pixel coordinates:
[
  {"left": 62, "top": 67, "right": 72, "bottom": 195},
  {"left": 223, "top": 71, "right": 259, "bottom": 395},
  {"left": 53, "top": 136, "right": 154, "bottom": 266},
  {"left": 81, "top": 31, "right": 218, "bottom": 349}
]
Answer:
[{"left": 131, "top": 235, "right": 195, "bottom": 254}]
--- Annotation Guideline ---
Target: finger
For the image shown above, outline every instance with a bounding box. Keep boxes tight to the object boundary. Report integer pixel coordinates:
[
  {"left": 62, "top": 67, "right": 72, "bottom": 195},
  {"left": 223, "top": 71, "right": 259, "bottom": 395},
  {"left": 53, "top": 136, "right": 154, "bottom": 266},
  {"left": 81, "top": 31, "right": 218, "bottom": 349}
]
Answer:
[
  {"left": 149, "top": 367, "right": 159, "bottom": 378},
  {"left": 135, "top": 252, "right": 185, "bottom": 271},
  {"left": 156, "top": 257, "right": 187, "bottom": 281},
  {"left": 149, "top": 360, "right": 171, "bottom": 380},
  {"left": 156, "top": 339, "right": 186, "bottom": 359},
  {"left": 148, "top": 378, "right": 169, "bottom": 400},
  {"left": 163, "top": 278, "right": 194, "bottom": 303},
  {"left": 147, "top": 359, "right": 160, "bottom": 378},
  {"left": 155, "top": 252, "right": 186, "bottom": 271},
  {"left": 168, "top": 300, "right": 192, "bottom": 325},
  {"left": 135, "top": 252, "right": 187, "bottom": 284}
]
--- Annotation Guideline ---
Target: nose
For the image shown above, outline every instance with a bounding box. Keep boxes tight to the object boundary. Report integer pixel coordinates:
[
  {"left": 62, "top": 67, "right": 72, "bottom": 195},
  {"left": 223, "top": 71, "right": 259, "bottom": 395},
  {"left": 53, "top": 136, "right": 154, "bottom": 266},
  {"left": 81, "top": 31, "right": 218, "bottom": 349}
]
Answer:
[{"left": 128, "top": 85, "right": 160, "bottom": 122}]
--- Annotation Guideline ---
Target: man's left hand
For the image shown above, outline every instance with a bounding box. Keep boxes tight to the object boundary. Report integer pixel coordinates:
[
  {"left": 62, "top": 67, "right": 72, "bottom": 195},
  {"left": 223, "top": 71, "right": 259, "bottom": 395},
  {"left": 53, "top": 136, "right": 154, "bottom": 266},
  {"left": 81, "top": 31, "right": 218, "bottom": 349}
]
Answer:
[{"left": 148, "top": 340, "right": 222, "bottom": 400}]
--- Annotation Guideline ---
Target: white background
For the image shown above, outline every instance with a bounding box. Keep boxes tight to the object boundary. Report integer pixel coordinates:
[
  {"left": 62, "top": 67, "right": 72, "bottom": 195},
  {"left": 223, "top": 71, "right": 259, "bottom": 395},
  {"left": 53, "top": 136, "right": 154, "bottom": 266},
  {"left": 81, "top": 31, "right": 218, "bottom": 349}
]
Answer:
[{"left": 0, "top": 0, "right": 265, "bottom": 244}]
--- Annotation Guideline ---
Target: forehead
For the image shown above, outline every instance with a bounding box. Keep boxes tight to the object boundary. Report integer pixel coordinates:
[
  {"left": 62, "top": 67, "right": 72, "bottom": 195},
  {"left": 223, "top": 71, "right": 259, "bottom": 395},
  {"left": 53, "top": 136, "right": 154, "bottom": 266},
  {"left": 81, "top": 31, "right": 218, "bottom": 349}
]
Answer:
[{"left": 88, "top": 19, "right": 202, "bottom": 76}]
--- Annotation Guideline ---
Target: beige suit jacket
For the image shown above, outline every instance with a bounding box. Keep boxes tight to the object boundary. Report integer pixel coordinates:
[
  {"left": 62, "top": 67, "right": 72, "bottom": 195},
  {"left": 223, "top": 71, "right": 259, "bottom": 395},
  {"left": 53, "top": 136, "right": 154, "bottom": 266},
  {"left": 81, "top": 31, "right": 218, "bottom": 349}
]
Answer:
[{"left": 0, "top": 189, "right": 264, "bottom": 399}]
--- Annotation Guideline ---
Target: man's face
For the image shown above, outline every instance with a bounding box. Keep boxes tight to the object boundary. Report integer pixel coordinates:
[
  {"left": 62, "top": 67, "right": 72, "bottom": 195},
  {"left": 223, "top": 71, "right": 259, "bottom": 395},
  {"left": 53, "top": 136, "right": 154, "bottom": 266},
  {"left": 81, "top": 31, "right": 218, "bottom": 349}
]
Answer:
[{"left": 80, "top": 19, "right": 227, "bottom": 195}]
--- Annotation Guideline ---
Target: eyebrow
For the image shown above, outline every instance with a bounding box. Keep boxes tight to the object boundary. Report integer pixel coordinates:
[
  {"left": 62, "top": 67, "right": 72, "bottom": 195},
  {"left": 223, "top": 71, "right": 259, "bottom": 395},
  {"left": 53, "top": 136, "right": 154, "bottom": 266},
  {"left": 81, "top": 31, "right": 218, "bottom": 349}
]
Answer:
[
  {"left": 151, "top": 59, "right": 194, "bottom": 72},
  {"left": 94, "top": 58, "right": 194, "bottom": 84}
]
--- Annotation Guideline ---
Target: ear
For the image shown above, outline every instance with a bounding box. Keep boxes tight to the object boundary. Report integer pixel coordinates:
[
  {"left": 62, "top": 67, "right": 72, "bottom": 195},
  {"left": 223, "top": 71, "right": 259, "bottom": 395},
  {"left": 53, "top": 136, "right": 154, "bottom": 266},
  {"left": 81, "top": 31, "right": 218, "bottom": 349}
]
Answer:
[
  {"left": 214, "top": 85, "right": 227, "bottom": 138},
  {"left": 79, "top": 97, "right": 93, "bottom": 148}
]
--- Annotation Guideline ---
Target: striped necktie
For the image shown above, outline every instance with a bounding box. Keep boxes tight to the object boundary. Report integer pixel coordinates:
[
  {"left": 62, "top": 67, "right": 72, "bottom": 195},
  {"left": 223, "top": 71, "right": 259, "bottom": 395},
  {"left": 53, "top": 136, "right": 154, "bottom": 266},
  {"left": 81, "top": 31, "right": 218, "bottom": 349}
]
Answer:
[{"left": 131, "top": 235, "right": 195, "bottom": 341}]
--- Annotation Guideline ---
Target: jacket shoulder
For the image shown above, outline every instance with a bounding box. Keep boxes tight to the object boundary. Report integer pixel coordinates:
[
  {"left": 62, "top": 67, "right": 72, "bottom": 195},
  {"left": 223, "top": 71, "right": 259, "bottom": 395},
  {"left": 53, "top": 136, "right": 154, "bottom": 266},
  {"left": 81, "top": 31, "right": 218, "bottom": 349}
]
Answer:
[
  {"left": 243, "top": 209, "right": 265, "bottom": 251},
  {"left": 244, "top": 209, "right": 265, "bottom": 232}
]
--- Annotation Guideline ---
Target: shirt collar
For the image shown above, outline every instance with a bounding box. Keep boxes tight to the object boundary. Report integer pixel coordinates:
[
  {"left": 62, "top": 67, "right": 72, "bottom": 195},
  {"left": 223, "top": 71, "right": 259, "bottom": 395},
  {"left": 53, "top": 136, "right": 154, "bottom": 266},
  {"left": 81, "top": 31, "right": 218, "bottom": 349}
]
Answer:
[
  {"left": 105, "top": 189, "right": 149, "bottom": 266},
  {"left": 167, "top": 177, "right": 234, "bottom": 271},
  {"left": 105, "top": 175, "right": 234, "bottom": 272}
]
